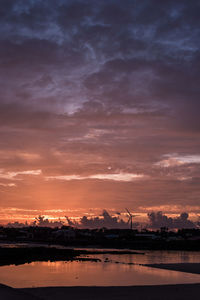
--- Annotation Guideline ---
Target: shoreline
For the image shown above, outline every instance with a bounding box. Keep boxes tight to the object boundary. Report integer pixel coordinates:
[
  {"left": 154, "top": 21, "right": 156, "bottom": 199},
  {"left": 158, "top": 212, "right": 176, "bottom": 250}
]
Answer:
[
  {"left": 1, "top": 239, "right": 200, "bottom": 251},
  {"left": 143, "top": 263, "right": 200, "bottom": 275},
  {"left": 1, "top": 283, "right": 200, "bottom": 300},
  {"left": 0, "top": 246, "right": 143, "bottom": 267}
]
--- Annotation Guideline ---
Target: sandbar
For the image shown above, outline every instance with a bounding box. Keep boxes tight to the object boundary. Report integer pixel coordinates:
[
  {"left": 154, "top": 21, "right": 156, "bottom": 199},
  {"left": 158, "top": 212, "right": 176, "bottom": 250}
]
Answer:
[{"left": 144, "top": 263, "right": 200, "bottom": 275}]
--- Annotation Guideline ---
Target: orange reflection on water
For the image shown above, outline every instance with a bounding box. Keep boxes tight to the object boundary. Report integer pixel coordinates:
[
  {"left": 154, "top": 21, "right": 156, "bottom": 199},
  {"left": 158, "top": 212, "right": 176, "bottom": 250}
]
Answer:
[{"left": 0, "top": 260, "right": 200, "bottom": 288}]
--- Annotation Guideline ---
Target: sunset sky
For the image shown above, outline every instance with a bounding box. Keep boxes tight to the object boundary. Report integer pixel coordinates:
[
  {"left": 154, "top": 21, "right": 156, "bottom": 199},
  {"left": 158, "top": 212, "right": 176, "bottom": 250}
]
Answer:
[{"left": 0, "top": 0, "right": 200, "bottom": 225}]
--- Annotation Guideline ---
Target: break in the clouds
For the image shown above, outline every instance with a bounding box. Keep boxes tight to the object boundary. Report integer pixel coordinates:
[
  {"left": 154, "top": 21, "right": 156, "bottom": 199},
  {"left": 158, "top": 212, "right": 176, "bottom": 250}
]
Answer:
[
  {"left": 0, "top": 169, "right": 42, "bottom": 180},
  {"left": 46, "top": 173, "right": 144, "bottom": 182},
  {"left": 156, "top": 154, "right": 200, "bottom": 167},
  {"left": 0, "top": 183, "right": 16, "bottom": 187},
  {"left": 0, "top": 0, "right": 200, "bottom": 223}
]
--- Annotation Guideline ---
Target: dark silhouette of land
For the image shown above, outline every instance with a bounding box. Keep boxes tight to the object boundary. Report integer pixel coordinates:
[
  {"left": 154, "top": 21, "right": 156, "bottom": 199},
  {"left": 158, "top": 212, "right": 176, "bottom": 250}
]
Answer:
[
  {"left": 0, "top": 246, "right": 143, "bottom": 267},
  {"left": 0, "top": 247, "right": 80, "bottom": 266},
  {"left": 19, "top": 284, "right": 200, "bottom": 300},
  {"left": 1, "top": 226, "right": 200, "bottom": 250},
  {"left": 0, "top": 284, "right": 39, "bottom": 300},
  {"left": 1, "top": 283, "right": 200, "bottom": 300}
]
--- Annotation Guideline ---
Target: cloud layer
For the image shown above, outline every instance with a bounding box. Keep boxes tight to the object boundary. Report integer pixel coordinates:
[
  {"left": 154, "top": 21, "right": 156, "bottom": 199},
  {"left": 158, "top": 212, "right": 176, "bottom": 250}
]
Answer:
[
  {"left": 148, "top": 211, "right": 196, "bottom": 229},
  {"left": 0, "top": 0, "right": 199, "bottom": 221}
]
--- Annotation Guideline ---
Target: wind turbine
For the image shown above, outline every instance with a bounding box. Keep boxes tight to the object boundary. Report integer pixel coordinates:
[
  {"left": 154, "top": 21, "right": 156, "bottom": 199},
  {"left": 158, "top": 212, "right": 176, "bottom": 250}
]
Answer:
[{"left": 125, "top": 208, "right": 134, "bottom": 230}]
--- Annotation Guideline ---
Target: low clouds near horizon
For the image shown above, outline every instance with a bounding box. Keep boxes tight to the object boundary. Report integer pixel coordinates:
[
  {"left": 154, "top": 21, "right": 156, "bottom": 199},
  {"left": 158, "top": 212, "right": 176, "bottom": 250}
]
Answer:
[
  {"left": 0, "top": 0, "right": 200, "bottom": 221},
  {"left": 5, "top": 210, "right": 198, "bottom": 230}
]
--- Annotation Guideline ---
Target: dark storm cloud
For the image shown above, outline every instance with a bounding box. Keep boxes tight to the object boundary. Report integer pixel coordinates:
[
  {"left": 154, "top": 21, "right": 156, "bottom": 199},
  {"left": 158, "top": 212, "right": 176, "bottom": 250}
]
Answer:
[{"left": 1, "top": 0, "right": 199, "bottom": 120}]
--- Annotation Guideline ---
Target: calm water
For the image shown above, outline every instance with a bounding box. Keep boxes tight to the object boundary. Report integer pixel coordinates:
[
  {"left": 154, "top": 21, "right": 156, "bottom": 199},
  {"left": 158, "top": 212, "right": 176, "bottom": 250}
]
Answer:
[
  {"left": 0, "top": 250, "right": 200, "bottom": 288},
  {"left": 86, "top": 250, "right": 200, "bottom": 264}
]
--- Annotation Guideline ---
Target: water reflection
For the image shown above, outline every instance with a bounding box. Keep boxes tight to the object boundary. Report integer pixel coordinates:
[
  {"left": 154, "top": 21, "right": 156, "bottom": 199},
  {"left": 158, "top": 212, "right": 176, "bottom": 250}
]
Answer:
[
  {"left": 1, "top": 248, "right": 200, "bottom": 288},
  {"left": 85, "top": 250, "right": 200, "bottom": 266},
  {"left": 0, "top": 259, "right": 200, "bottom": 288}
]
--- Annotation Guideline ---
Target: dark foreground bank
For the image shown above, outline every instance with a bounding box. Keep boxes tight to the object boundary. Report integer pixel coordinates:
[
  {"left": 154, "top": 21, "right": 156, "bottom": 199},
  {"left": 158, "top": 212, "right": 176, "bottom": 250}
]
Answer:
[
  {"left": 20, "top": 284, "right": 200, "bottom": 300},
  {"left": 1, "top": 283, "right": 200, "bottom": 300},
  {"left": 0, "top": 284, "right": 39, "bottom": 300}
]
